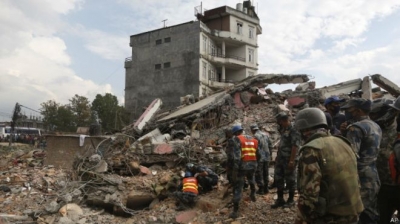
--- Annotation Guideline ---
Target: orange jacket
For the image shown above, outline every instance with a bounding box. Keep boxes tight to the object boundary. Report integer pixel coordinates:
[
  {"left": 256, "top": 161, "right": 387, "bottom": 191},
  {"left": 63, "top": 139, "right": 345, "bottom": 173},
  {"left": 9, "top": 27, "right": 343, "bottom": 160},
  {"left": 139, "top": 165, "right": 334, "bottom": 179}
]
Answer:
[
  {"left": 182, "top": 177, "right": 198, "bottom": 195},
  {"left": 237, "top": 135, "right": 257, "bottom": 162}
]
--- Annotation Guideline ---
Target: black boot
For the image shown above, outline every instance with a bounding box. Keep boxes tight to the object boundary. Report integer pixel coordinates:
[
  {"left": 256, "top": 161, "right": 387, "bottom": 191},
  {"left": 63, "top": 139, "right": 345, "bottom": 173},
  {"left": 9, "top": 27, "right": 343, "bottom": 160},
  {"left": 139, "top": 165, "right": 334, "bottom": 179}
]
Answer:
[
  {"left": 271, "top": 190, "right": 285, "bottom": 209},
  {"left": 283, "top": 190, "right": 295, "bottom": 208},
  {"left": 256, "top": 186, "right": 265, "bottom": 195},
  {"left": 268, "top": 181, "right": 276, "bottom": 190},
  {"left": 229, "top": 204, "right": 239, "bottom": 219},
  {"left": 264, "top": 186, "right": 270, "bottom": 194},
  {"left": 250, "top": 190, "right": 256, "bottom": 202}
]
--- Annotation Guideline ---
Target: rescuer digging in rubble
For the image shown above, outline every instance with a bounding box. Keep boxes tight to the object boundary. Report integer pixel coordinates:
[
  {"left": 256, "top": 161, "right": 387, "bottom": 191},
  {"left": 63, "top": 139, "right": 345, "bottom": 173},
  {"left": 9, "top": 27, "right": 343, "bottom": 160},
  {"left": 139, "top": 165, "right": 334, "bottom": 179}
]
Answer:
[{"left": 173, "top": 171, "right": 199, "bottom": 211}]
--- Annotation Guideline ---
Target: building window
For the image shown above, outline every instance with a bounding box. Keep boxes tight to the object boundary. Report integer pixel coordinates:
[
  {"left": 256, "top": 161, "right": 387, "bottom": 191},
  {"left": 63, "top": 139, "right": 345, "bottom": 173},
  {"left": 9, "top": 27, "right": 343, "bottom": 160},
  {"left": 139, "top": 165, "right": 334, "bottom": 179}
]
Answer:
[
  {"left": 203, "top": 35, "right": 208, "bottom": 53},
  {"left": 155, "top": 64, "right": 161, "bottom": 70},
  {"left": 249, "top": 26, "right": 254, "bottom": 39},
  {"left": 164, "top": 37, "right": 171, "bottom": 43},
  {"left": 237, "top": 22, "right": 243, "bottom": 34},
  {"left": 202, "top": 62, "right": 207, "bottom": 79},
  {"left": 248, "top": 49, "right": 254, "bottom": 63},
  {"left": 156, "top": 39, "right": 162, "bottom": 45},
  {"left": 164, "top": 62, "right": 171, "bottom": 68},
  {"left": 211, "top": 44, "right": 216, "bottom": 56}
]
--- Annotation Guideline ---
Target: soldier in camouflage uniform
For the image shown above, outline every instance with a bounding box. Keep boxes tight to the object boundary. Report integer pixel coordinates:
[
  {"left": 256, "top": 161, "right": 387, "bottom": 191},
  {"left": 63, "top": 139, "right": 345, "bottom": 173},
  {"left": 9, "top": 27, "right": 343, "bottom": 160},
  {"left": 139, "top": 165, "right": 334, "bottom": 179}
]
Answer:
[
  {"left": 229, "top": 124, "right": 258, "bottom": 219},
  {"left": 271, "top": 112, "right": 302, "bottom": 209},
  {"left": 294, "top": 108, "right": 363, "bottom": 224},
  {"left": 250, "top": 124, "right": 273, "bottom": 195},
  {"left": 224, "top": 128, "right": 235, "bottom": 184},
  {"left": 341, "top": 98, "right": 382, "bottom": 224},
  {"left": 370, "top": 97, "right": 400, "bottom": 224}
]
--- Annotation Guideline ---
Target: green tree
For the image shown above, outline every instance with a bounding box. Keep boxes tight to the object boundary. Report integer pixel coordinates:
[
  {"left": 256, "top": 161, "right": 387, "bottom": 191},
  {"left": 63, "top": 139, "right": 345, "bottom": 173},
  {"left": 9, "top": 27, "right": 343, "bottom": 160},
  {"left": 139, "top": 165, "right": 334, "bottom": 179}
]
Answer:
[
  {"left": 57, "top": 105, "right": 76, "bottom": 132},
  {"left": 40, "top": 100, "right": 60, "bottom": 131},
  {"left": 92, "top": 93, "right": 128, "bottom": 132},
  {"left": 69, "top": 94, "right": 91, "bottom": 127}
]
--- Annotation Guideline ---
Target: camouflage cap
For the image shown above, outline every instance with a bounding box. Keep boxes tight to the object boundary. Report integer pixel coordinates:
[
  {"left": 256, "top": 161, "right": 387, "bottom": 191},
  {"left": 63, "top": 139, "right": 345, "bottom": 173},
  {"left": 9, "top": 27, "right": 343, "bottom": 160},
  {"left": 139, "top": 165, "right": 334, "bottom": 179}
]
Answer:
[
  {"left": 340, "top": 98, "right": 372, "bottom": 111},
  {"left": 250, "top": 124, "right": 259, "bottom": 130}
]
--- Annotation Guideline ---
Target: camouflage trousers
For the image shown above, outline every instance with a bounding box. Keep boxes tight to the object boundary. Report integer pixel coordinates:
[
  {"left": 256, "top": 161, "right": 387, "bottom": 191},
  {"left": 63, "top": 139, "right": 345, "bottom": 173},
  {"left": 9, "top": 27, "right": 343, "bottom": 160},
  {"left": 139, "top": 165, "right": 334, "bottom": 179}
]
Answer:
[
  {"left": 295, "top": 209, "right": 358, "bottom": 224},
  {"left": 173, "top": 191, "right": 197, "bottom": 207},
  {"left": 359, "top": 167, "right": 380, "bottom": 223},
  {"left": 377, "top": 184, "right": 400, "bottom": 224},
  {"left": 232, "top": 169, "right": 255, "bottom": 205},
  {"left": 255, "top": 161, "right": 269, "bottom": 188},
  {"left": 274, "top": 156, "right": 297, "bottom": 191}
]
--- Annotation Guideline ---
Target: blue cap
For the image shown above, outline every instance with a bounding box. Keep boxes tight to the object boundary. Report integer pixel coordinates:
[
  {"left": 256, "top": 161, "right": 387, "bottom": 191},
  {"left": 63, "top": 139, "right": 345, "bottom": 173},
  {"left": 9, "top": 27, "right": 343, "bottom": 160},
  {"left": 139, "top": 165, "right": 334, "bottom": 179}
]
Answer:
[
  {"left": 232, "top": 125, "right": 243, "bottom": 133},
  {"left": 341, "top": 98, "right": 372, "bottom": 111},
  {"left": 324, "top": 96, "right": 345, "bottom": 106},
  {"left": 184, "top": 171, "right": 193, "bottom": 178}
]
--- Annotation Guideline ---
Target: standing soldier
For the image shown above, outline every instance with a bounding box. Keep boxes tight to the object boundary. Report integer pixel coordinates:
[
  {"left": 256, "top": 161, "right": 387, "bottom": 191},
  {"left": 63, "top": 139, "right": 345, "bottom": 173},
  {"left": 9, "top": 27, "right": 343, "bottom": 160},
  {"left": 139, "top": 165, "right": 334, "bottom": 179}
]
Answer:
[
  {"left": 271, "top": 112, "right": 302, "bottom": 209},
  {"left": 294, "top": 108, "right": 363, "bottom": 223},
  {"left": 250, "top": 124, "right": 272, "bottom": 195},
  {"left": 229, "top": 124, "right": 258, "bottom": 219},
  {"left": 341, "top": 98, "right": 382, "bottom": 223},
  {"left": 370, "top": 97, "right": 400, "bottom": 224},
  {"left": 224, "top": 128, "right": 235, "bottom": 184}
]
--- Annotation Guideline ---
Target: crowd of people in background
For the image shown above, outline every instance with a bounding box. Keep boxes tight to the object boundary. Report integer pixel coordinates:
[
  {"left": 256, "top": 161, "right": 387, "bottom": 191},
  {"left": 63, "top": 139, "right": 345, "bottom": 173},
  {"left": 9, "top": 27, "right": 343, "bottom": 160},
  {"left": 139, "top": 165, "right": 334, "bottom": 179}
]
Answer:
[{"left": 0, "top": 134, "right": 47, "bottom": 148}]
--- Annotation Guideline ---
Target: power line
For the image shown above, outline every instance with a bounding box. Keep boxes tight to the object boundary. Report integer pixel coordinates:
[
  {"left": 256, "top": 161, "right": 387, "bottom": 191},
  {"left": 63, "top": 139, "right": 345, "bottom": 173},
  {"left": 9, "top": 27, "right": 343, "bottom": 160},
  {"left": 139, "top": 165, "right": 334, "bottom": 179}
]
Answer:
[{"left": 19, "top": 105, "right": 41, "bottom": 114}]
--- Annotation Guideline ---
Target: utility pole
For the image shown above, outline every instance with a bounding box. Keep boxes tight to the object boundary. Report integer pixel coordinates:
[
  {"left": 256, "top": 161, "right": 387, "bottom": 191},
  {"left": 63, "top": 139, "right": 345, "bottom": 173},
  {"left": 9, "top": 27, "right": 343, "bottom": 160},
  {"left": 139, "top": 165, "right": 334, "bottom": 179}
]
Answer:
[{"left": 162, "top": 19, "right": 168, "bottom": 28}]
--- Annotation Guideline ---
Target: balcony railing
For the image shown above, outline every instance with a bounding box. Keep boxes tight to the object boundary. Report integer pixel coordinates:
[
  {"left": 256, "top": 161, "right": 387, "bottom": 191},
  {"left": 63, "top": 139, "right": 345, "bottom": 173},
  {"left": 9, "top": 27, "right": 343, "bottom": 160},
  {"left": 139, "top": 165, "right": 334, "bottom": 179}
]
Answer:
[
  {"left": 209, "top": 77, "right": 235, "bottom": 83},
  {"left": 209, "top": 52, "right": 245, "bottom": 62}
]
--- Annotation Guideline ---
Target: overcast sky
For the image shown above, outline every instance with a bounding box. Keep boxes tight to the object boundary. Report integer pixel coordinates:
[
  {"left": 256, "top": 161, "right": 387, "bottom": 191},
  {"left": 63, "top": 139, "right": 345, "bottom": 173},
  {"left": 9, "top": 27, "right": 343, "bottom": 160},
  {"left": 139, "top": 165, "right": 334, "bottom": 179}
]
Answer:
[{"left": 1, "top": 0, "right": 400, "bottom": 121}]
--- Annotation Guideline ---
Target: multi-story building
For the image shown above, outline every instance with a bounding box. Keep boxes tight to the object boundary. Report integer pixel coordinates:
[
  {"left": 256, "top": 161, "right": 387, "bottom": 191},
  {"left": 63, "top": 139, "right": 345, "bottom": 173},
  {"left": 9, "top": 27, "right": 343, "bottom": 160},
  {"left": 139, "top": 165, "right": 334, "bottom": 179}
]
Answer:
[{"left": 125, "top": 1, "right": 262, "bottom": 120}]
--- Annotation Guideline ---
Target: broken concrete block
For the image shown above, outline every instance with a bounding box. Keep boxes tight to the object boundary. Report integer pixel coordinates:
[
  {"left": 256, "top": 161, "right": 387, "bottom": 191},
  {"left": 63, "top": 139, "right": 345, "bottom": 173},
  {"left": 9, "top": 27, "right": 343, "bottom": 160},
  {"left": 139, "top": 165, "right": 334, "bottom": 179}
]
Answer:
[
  {"left": 128, "top": 161, "right": 140, "bottom": 174},
  {"left": 278, "top": 104, "right": 289, "bottom": 112},
  {"left": 191, "top": 130, "right": 200, "bottom": 139},
  {"left": 59, "top": 203, "right": 83, "bottom": 221},
  {"left": 94, "top": 160, "right": 108, "bottom": 173},
  {"left": 45, "top": 201, "right": 60, "bottom": 213},
  {"left": 159, "top": 173, "right": 171, "bottom": 185},
  {"left": 371, "top": 74, "right": 400, "bottom": 97},
  {"left": 175, "top": 210, "right": 197, "bottom": 224},
  {"left": 126, "top": 194, "right": 154, "bottom": 210},
  {"left": 153, "top": 143, "right": 173, "bottom": 155},
  {"left": 140, "top": 165, "right": 151, "bottom": 175},
  {"left": 361, "top": 76, "right": 372, "bottom": 100}
]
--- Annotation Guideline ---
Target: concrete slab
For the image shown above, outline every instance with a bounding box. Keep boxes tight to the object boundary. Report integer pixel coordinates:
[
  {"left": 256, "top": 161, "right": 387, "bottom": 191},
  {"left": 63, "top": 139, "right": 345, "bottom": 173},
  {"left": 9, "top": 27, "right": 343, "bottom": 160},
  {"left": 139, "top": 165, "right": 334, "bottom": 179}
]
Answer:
[{"left": 158, "top": 92, "right": 226, "bottom": 122}]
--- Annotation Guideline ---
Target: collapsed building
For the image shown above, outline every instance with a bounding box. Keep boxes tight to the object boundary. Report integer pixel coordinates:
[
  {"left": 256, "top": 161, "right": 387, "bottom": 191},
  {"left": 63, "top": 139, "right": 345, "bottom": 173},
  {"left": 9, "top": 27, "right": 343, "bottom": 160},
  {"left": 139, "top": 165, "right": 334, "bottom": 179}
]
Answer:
[{"left": 1, "top": 73, "right": 398, "bottom": 224}]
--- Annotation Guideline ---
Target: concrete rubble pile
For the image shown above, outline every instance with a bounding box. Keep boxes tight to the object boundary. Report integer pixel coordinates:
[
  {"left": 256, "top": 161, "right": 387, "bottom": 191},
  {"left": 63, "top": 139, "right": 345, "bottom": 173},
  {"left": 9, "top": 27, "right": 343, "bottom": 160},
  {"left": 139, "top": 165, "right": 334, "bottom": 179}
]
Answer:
[{"left": 1, "top": 73, "right": 399, "bottom": 224}]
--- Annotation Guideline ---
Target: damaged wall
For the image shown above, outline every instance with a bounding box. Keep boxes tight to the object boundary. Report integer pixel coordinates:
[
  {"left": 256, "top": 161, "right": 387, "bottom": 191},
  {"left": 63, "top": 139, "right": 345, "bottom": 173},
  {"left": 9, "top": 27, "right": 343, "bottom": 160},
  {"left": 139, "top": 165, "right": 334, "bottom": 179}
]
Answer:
[
  {"left": 125, "top": 21, "right": 201, "bottom": 121},
  {"left": 44, "top": 135, "right": 110, "bottom": 169}
]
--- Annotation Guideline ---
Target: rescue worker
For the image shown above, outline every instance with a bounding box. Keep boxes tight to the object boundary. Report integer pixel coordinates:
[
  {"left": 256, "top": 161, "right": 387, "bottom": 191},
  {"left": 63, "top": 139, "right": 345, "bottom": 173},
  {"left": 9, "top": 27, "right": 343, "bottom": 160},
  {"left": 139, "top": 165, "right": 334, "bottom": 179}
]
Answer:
[
  {"left": 294, "top": 108, "right": 364, "bottom": 223},
  {"left": 250, "top": 124, "right": 272, "bottom": 195},
  {"left": 229, "top": 124, "right": 258, "bottom": 219},
  {"left": 341, "top": 98, "right": 382, "bottom": 223},
  {"left": 186, "top": 163, "right": 218, "bottom": 193},
  {"left": 371, "top": 97, "right": 400, "bottom": 224},
  {"left": 271, "top": 112, "right": 302, "bottom": 209},
  {"left": 324, "top": 96, "right": 346, "bottom": 130},
  {"left": 173, "top": 171, "right": 198, "bottom": 211}
]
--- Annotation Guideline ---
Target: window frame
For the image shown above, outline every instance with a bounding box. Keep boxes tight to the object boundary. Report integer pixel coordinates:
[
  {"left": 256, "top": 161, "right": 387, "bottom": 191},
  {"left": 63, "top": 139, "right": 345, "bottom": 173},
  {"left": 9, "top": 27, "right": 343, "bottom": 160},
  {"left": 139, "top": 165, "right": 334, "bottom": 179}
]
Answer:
[{"left": 155, "top": 39, "right": 162, "bottom": 45}]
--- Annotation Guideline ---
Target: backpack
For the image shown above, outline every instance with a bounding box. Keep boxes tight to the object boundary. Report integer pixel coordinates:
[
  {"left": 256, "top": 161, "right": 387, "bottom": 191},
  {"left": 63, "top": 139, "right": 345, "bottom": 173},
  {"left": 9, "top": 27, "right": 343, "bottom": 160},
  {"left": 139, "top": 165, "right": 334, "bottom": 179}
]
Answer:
[{"left": 389, "top": 139, "right": 400, "bottom": 184}]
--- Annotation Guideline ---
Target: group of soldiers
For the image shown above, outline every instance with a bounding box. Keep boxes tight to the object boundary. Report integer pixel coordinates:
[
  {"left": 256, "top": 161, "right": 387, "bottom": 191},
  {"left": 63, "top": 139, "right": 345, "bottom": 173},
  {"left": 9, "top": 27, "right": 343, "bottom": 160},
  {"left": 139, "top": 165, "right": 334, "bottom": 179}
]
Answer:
[
  {"left": 173, "top": 95, "right": 400, "bottom": 224},
  {"left": 225, "top": 95, "right": 400, "bottom": 223}
]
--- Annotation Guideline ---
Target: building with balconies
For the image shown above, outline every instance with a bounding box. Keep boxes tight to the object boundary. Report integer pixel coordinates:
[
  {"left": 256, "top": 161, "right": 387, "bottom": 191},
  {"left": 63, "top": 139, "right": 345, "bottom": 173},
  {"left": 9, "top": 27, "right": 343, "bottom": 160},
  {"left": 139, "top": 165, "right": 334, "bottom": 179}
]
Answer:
[{"left": 125, "top": 1, "right": 261, "bottom": 120}]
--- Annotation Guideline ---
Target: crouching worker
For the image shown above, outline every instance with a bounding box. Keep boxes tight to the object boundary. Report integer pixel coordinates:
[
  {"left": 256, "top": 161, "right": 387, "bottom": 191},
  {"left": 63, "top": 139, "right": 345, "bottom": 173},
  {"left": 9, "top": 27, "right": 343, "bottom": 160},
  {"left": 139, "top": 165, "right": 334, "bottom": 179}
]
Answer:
[
  {"left": 173, "top": 171, "right": 198, "bottom": 211},
  {"left": 186, "top": 163, "right": 218, "bottom": 193}
]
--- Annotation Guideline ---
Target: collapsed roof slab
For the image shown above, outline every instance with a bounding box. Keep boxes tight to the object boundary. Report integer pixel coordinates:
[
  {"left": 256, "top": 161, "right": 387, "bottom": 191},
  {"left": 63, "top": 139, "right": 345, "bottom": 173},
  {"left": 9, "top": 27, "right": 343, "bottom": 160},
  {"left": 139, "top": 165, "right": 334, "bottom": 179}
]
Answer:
[
  {"left": 371, "top": 74, "right": 400, "bottom": 98},
  {"left": 230, "top": 74, "right": 310, "bottom": 93},
  {"left": 157, "top": 92, "right": 228, "bottom": 122},
  {"left": 318, "top": 78, "right": 362, "bottom": 98},
  {"left": 361, "top": 76, "right": 372, "bottom": 100}
]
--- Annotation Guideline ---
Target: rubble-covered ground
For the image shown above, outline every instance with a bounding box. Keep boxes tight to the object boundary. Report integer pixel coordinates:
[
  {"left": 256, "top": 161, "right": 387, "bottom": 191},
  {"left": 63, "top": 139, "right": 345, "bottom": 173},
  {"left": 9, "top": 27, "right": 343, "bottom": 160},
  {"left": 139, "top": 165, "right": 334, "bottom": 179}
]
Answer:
[{"left": 0, "top": 143, "right": 298, "bottom": 224}]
